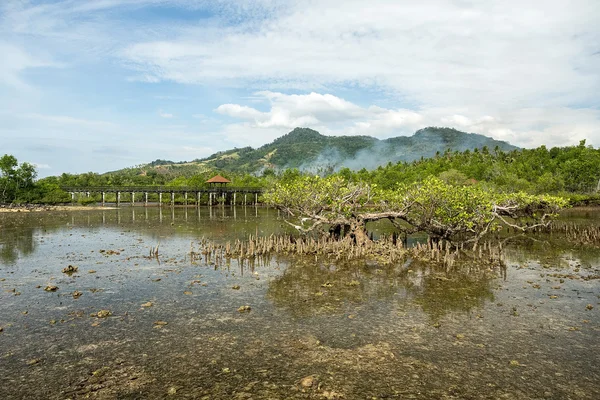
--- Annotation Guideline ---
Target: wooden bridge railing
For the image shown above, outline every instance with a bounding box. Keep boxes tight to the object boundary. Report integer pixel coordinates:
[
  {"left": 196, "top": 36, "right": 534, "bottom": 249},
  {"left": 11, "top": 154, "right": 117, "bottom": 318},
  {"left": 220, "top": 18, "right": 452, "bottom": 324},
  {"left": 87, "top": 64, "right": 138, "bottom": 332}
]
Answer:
[
  {"left": 61, "top": 186, "right": 265, "bottom": 206},
  {"left": 61, "top": 186, "right": 265, "bottom": 193}
]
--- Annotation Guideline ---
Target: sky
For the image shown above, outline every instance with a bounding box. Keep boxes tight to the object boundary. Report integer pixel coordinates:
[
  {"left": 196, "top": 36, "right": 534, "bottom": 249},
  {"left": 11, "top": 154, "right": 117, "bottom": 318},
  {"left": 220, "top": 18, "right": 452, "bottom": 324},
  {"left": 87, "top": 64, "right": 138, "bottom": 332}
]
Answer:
[{"left": 1, "top": 0, "right": 599, "bottom": 177}]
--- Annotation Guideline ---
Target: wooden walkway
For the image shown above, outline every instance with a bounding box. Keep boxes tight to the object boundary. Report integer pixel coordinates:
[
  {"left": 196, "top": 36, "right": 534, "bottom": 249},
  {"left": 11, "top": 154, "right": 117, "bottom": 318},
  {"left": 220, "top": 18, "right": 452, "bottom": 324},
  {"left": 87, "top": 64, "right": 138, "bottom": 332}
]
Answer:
[{"left": 61, "top": 186, "right": 265, "bottom": 206}]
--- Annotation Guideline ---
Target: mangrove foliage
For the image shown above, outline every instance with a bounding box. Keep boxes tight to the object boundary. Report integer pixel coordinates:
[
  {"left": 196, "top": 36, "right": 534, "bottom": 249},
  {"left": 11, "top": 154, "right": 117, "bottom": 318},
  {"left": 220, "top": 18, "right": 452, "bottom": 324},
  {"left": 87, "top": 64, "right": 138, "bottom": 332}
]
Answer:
[{"left": 264, "top": 175, "right": 568, "bottom": 245}]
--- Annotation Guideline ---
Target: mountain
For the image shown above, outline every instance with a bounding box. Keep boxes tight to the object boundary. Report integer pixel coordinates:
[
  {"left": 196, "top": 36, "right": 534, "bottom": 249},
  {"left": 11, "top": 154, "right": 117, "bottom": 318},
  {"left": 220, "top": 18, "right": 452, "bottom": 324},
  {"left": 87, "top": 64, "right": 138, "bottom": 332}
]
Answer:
[{"left": 143, "top": 127, "right": 518, "bottom": 174}]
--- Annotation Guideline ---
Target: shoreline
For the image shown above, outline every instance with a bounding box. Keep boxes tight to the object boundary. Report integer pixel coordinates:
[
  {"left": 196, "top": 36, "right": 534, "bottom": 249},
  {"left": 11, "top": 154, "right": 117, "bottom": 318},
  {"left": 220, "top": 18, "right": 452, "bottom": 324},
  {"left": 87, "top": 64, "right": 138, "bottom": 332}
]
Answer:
[
  {"left": 0, "top": 205, "right": 118, "bottom": 213},
  {"left": 2, "top": 203, "right": 598, "bottom": 214}
]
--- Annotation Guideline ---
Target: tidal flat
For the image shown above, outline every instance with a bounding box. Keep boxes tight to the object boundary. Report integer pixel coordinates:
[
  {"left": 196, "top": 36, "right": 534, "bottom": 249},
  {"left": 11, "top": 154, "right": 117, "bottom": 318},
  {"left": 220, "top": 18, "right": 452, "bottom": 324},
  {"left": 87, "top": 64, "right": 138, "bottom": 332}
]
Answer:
[{"left": 0, "top": 207, "right": 598, "bottom": 399}]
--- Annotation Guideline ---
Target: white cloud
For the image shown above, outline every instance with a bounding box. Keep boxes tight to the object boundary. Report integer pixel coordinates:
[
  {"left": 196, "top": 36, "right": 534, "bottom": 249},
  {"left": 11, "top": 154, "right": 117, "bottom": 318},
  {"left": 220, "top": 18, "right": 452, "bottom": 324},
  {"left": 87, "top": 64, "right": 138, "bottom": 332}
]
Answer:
[
  {"left": 216, "top": 91, "right": 368, "bottom": 129},
  {"left": 128, "top": 74, "right": 161, "bottom": 83},
  {"left": 1, "top": 0, "right": 599, "bottom": 176},
  {"left": 119, "top": 0, "right": 600, "bottom": 109},
  {"left": 215, "top": 92, "right": 600, "bottom": 148},
  {"left": 112, "top": 0, "right": 600, "bottom": 147},
  {"left": 441, "top": 115, "right": 473, "bottom": 128},
  {"left": 217, "top": 104, "right": 267, "bottom": 121},
  {"left": 158, "top": 110, "right": 174, "bottom": 118},
  {"left": 349, "top": 108, "right": 424, "bottom": 135},
  {"left": 0, "top": 42, "right": 59, "bottom": 89},
  {"left": 32, "top": 163, "right": 51, "bottom": 170}
]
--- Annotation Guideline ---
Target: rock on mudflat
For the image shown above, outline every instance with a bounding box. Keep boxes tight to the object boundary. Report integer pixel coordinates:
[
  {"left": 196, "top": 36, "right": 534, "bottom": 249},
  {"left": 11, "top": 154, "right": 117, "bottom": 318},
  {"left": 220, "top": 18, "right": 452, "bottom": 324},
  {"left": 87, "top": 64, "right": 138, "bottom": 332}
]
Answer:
[
  {"left": 300, "top": 375, "right": 317, "bottom": 388},
  {"left": 62, "top": 265, "right": 78, "bottom": 274},
  {"left": 95, "top": 310, "right": 112, "bottom": 318}
]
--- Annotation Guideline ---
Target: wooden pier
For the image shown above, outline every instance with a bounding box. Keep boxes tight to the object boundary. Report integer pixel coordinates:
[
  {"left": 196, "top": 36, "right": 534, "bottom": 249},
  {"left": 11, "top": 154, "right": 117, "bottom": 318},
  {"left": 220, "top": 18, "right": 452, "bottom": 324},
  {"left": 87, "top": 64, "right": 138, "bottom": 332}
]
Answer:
[{"left": 61, "top": 186, "right": 265, "bottom": 207}]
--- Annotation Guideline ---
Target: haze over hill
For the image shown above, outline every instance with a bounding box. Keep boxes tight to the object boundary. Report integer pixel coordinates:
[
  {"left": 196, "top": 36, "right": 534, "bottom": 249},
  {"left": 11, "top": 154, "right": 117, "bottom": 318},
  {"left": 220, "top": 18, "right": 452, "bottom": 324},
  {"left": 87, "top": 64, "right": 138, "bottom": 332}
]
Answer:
[{"left": 141, "top": 127, "right": 517, "bottom": 175}]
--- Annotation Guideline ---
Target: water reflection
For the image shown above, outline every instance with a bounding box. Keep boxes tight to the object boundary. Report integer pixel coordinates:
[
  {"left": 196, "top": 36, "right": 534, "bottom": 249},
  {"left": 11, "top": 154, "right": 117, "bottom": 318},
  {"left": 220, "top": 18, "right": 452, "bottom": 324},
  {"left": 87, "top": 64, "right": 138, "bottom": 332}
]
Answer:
[
  {"left": 408, "top": 261, "right": 496, "bottom": 321},
  {"left": 503, "top": 233, "right": 600, "bottom": 270},
  {"left": 0, "top": 207, "right": 599, "bottom": 399},
  {"left": 267, "top": 258, "right": 403, "bottom": 317},
  {"left": 0, "top": 214, "right": 41, "bottom": 264},
  {"left": 0, "top": 206, "right": 290, "bottom": 260},
  {"left": 266, "top": 257, "right": 498, "bottom": 321}
]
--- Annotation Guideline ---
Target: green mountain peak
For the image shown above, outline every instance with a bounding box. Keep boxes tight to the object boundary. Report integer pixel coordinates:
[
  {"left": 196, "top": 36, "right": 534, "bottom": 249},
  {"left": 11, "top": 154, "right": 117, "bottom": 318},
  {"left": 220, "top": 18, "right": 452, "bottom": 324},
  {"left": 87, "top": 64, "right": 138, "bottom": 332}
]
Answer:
[{"left": 141, "top": 126, "right": 518, "bottom": 175}]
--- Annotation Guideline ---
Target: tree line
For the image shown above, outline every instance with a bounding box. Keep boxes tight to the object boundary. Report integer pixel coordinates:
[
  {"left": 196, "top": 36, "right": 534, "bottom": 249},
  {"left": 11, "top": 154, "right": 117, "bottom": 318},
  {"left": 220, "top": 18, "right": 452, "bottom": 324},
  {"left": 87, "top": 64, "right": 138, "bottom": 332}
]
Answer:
[
  {"left": 340, "top": 140, "right": 600, "bottom": 196},
  {"left": 1, "top": 140, "right": 600, "bottom": 205}
]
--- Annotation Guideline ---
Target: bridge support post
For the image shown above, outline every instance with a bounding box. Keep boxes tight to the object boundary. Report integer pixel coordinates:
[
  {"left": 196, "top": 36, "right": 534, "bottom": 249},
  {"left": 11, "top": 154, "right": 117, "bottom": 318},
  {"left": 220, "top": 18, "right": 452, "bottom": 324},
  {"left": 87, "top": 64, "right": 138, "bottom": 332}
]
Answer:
[
  {"left": 145, "top": 192, "right": 148, "bottom": 207},
  {"left": 117, "top": 192, "right": 121, "bottom": 207},
  {"left": 184, "top": 192, "right": 188, "bottom": 206},
  {"left": 244, "top": 193, "right": 247, "bottom": 205},
  {"left": 71, "top": 192, "right": 75, "bottom": 204},
  {"left": 255, "top": 193, "right": 258, "bottom": 205},
  {"left": 171, "top": 192, "right": 175, "bottom": 207},
  {"left": 159, "top": 192, "right": 163, "bottom": 207},
  {"left": 196, "top": 192, "right": 200, "bottom": 207},
  {"left": 233, "top": 192, "right": 236, "bottom": 205},
  {"left": 102, "top": 192, "right": 105, "bottom": 206},
  {"left": 131, "top": 192, "right": 135, "bottom": 206}
]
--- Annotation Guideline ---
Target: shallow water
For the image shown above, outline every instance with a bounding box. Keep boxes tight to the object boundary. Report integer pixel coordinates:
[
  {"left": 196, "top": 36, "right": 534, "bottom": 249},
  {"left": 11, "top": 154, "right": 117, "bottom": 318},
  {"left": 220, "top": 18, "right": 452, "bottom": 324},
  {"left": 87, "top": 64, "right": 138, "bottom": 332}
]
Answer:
[{"left": 0, "top": 207, "right": 598, "bottom": 399}]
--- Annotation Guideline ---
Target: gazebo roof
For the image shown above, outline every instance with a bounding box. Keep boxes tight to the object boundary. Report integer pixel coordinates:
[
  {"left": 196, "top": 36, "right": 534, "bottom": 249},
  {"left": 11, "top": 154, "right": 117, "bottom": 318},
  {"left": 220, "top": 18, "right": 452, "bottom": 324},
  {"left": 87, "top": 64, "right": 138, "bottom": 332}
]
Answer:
[{"left": 205, "top": 174, "right": 231, "bottom": 184}]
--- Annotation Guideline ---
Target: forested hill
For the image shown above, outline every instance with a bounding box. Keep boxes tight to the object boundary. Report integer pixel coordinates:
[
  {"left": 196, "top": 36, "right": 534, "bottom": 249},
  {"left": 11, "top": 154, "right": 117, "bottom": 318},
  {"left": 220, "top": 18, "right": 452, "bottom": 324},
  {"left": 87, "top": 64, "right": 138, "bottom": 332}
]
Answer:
[{"left": 147, "top": 127, "right": 517, "bottom": 174}]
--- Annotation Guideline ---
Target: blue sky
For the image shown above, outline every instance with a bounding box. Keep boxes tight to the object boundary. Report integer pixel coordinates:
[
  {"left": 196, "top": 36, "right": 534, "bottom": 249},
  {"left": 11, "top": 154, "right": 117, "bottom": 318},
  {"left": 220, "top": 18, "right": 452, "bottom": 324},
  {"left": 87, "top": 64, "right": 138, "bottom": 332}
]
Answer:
[{"left": 1, "top": 0, "right": 599, "bottom": 177}]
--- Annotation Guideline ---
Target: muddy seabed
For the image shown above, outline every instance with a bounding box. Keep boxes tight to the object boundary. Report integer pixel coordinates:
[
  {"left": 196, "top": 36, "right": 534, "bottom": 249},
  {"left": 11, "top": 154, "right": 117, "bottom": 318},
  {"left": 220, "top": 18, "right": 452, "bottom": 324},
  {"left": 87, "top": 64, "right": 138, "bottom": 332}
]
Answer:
[{"left": 0, "top": 207, "right": 598, "bottom": 399}]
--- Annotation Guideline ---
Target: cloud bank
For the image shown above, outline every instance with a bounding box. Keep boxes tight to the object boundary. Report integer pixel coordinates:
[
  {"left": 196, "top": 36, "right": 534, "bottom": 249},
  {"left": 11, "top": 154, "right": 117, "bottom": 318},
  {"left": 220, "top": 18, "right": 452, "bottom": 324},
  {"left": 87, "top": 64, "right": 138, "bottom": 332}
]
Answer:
[
  {"left": 0, "top": 0, "right": 599, "bottom": 175},
  {"left": 215, "top": 91, "right": 599, "bottom": 149}
]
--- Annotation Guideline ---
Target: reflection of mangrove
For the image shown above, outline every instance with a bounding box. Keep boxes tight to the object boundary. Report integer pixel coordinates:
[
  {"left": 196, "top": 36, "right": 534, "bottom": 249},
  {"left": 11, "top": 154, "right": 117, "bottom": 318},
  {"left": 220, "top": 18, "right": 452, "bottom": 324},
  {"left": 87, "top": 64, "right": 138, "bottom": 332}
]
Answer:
[
  {"left": 501, "top": 233, "right": 600, "bottom": 270},
  {"left": 266, "top": 258, "right": 405, "bottom": 317},
  {"left": 265, "top": 256, "right": 499, "bottom": 320},
  {"left": 0, "top": 214, "right": 43, "bottom": 264},
  {"left": 193, "top": 234, "right": 506, "bottom": 318},
  {"left": 408, "top": 260, "right": 497, "bottom": 321}
]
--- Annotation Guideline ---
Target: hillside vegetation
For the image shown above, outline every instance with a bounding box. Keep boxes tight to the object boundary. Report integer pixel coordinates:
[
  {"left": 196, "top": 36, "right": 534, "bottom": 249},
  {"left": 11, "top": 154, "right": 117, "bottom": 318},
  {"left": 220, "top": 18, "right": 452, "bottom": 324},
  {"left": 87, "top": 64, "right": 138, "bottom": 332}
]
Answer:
[
  {"left": 2, "top": 127, "right": 599, "bottom": 205},
  {"left": 129, "top": 126, "right": 518, "bottom": 175},
  {"left": 345, "top": 139, "right": 600, "bottom": 194}
]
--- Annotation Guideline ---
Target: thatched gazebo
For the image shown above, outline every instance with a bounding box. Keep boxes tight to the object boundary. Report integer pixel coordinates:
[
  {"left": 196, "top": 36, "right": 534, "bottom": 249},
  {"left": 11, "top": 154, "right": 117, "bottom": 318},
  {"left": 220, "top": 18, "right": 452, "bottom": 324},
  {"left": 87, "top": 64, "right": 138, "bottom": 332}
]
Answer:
[{"left": 205, "top": 174, "right": 231, "bottom": 187}]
